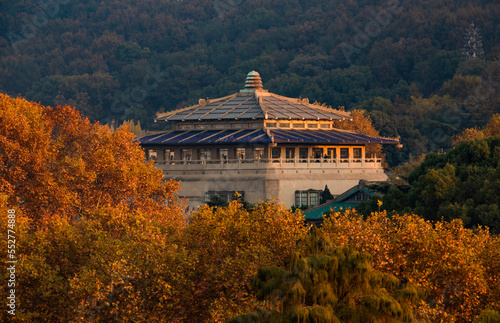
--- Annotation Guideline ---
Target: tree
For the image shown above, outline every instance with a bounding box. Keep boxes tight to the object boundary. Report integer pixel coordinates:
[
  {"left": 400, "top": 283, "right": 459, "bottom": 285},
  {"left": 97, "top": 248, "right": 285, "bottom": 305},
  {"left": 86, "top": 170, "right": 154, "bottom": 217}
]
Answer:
[
  {"left": 206, "top": 194, "right": 229, "bottom": 208},
  {"left": 0, "top": 194, "right": 191, "bottom": 322},
  {"left": 321, "top": 210, "right": 500, "bottom": 322},
  {"left": 462, "top": 22, "right": 485, "bottom": 61},
  {"left": 182, "top": 200, "right": 308, "bottom": 321},
  {"left": 332, "top": 109, "right": 384, "bottom": 157},
  {"left": 120, "top": 119, "right": 142, "bottom": 136},
  {"left": 0, "top": 94, "right": 188, "bottom": 322},
  {"left": 361, "top": 135, "right": 500, "bottom": 233},
  {"left": 320, "top": 185, "right": 333, "bottom": 204},
  {"left": 453, "top": 113, "right": 500, "bottom": 145},
  {"left": 230, "top": 245, "right": 418, "bottom": 323},
  {"left": 0, "top": 94, "right": 182, "bottom": 227}
]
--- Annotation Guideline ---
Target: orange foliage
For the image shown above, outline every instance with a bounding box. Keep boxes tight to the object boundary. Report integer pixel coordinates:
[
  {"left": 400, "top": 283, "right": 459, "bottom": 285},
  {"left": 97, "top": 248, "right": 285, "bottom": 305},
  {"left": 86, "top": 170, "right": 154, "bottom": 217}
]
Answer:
[
  {"left": 0, "top": 93, "right": 182, "bottom": 227},
  {"left": 453, "top": 113, "right": 500, "bottom": 145},
  {"left": 332, "top": 109, "right": 383, "bottom": 156},
  {"left": 321, "top": 210, "right": 500, "bottom": 322},
  {"left": 182, "top": 200, "right": 308, "bottom": 322}
]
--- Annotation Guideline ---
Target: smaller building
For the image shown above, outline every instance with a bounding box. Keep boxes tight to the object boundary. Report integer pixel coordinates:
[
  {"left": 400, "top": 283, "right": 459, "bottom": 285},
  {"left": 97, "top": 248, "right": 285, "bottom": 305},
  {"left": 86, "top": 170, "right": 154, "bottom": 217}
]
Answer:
[{"left": 304, "top": 181, "right": 379, "bottom": 224}]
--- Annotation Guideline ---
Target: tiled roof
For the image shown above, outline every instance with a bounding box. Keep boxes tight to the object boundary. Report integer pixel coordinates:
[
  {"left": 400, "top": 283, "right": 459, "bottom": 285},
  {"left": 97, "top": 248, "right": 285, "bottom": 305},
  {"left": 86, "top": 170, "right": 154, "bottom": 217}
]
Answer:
[
  {"left": 304, "top": 203, "right": 359, "bottom": 220},
  {"left": 155, "top": 92, "right": 349, "bottom": 122},
  {"left": 155, "top": 71, "right": 350, "bottom": 122},
  {"left": 138, "top": 129, "right": 400, "bottom": 146},
  {"left": 270, "top": 129, "right": 399, "bottom": 144},
  {"left": 139, "top": 129, "right": 270, "bottom": 145}
]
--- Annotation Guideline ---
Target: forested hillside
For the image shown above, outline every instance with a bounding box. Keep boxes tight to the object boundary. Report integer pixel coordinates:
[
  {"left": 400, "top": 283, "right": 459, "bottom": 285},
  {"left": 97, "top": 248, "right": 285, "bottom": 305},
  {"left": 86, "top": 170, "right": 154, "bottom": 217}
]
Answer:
[{"left": 1, "top": 0, "right": 499, "bottom": 165}]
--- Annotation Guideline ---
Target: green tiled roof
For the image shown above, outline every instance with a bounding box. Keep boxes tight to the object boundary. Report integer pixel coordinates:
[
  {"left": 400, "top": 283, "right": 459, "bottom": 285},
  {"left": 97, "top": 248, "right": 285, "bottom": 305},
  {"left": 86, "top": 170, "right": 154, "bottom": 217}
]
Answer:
[{"left": 304, "top": 202, "right": 359, "bottom": 220}]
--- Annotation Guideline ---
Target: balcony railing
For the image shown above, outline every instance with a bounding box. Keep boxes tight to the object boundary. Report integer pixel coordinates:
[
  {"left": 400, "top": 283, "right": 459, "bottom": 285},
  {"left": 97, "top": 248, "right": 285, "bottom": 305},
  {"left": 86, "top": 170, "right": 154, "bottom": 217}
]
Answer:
[{"left": 151, "top": 156, "right": 383, "bottom": 171}]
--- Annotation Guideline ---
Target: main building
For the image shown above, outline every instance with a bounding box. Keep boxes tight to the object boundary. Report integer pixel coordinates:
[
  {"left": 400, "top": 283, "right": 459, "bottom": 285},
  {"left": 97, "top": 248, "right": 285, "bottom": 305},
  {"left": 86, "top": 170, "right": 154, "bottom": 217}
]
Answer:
[{"left": 139, "top": 71, "right": 399, "bottom": 209}]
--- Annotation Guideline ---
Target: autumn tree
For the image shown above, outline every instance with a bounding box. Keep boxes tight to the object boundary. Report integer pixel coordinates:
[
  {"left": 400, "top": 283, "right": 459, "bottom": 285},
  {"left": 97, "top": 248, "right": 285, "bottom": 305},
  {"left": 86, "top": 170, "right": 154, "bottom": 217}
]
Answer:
[
  {"left": 120, "top": 119, "right": 143, "bottom": 136},
  {"left": 331, "top": 109, "right": 384, "bottom": 157},
  {"left": 0, "top": 93, "right": 187, "bottom": 321},
  {"left": 182, "top": 200, "right": 308, "bottom": 322},
  {"left": 453, "top": 113, "right": 500, "bottom": 144},
  {"left": 0, "top": 93, "right": 182, "bottom": 227},
  {"left": 320, "top": 210, "right": 500, "bottom": 322},
  {"left": 0, "top": 193, "right": 191, "bottom": 322}
]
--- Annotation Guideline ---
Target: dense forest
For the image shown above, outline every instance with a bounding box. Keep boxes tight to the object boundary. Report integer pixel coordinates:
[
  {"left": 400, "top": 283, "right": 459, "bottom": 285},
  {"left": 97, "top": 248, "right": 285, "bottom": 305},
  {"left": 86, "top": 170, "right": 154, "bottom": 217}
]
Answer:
[{"left": 1, "top": 0, "right": 499, "bottom": 165}]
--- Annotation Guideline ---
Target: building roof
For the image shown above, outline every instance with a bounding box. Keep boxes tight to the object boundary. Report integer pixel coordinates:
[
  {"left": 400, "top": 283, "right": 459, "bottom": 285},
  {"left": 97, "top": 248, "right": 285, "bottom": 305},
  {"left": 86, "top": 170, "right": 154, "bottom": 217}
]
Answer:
[
  {"left": 155, "top": 71, "right": 351, "bottom": 122},
  {"left": 303, "top": 202, "right": 359, "bottom": 221},
  {"left": 138, "top": 128, "right": 400, "bottom": 146},
  {"left": 304, "top": 181, "right": 382, "bottom": 221}
]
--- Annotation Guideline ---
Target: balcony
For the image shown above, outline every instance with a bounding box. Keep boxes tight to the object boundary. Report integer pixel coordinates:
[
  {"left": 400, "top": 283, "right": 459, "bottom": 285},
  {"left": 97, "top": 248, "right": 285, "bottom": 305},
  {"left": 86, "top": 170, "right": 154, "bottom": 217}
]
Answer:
[{"left": 152, "top": 156, "right": 384, "bottom": 174}]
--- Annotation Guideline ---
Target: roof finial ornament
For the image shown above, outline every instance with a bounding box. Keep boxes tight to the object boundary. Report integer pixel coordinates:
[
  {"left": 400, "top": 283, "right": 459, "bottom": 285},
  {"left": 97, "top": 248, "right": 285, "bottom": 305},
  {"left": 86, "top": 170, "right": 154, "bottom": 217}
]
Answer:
[{"left": 244, "top": 71, "right": 263, "bottom": 90}]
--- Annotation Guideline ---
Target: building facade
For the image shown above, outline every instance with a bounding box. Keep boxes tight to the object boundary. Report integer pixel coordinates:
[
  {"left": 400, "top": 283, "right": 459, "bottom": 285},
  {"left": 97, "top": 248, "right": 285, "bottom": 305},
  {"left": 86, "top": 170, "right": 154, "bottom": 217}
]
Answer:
[{"left": 139, "top": 71, "right": 399, "bottom": 209}]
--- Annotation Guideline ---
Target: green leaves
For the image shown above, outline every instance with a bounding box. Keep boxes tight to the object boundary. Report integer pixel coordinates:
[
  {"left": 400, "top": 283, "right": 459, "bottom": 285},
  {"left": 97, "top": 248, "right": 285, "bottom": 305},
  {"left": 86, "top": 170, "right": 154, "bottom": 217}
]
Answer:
[{"left": 235, "top": 246, "right": 417, "bottom": 323}]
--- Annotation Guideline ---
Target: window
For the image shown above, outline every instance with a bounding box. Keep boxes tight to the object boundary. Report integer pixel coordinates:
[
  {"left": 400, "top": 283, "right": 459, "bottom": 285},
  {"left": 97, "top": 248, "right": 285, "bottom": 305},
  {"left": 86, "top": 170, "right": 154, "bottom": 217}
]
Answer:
[
  {"left": 327, "top": 148, "right": 337, "bottom": 159},
  {"left": 320, "top": 124, "right": 330, "bottom": 129},
  {"left": 205, "top": 191, "right": 244, "bottom": 203},
  {"left": 266, "top": 122, "right": 277, "bottom": 128},
  {"left": 299, "top": 148, "right": 308, "bottom": 162},
  {"left": 301, "top": 192, "right": 308, "bottom": 206},
  {"left": 148, "top": 149, "right": 157, "bottom": 161},
  {"left": 293, "top": 123, "right": 305, "bottom": 128},
  {"left": 286, "top": 148, "right": 295, "bottom": 161},
  {"left": 182, "top": 149, "right": 192, "bottom": 162},
  {"left": 313, "top": 148, "right": 323, "bottom": 160},
  {"left": 295, "top": 190, "right": 322, "bottom": 207},
  {"left": 219, "top": 148, "right": 229, "bottom": 161},
  {"left": 279, "top": 123, "right": 290, "bottom": 128},
  {"left": 340, "top": 148, "right": 349, "bottom": 159},
  {"left": 295, "top": 194, "right": 301, "bottom": 207},
  {"left": 199, "top": 149, "right": 211, "bottom": 160},
  {"left": 271, "top": 147, "right": 281, "bottom": 159},
  {"left": 353, "top": 148, "right": 362, "bottom": 159},
  {"left": 236, "top": 148, "right": 246, "bottom": 160},
  {"left": 309, "top": 192, "right": 319, "bottom": 206},
  {"left": 307, "top": 123, "right": 318, "bottom": 128},
  {"left": 254, "top": 148, "right": 264, "bottom": 160}
]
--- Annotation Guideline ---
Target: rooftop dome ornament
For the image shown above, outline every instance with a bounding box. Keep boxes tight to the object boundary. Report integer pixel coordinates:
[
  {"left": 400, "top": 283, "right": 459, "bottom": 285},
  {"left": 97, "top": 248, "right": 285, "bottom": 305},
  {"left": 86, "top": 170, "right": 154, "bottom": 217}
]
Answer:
[{"left": 242, "top": 71, "right": 264, "bottom": 91}]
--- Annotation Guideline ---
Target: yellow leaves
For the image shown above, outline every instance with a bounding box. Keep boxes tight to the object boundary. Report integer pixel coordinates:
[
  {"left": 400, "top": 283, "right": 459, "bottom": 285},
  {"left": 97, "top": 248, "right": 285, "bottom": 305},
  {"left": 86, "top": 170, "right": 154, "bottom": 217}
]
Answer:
[
  {"left": 1, "top": 93, "right": 183, "bottom": 228},
  {"left": 321, "top": 210, "right": 496, "bottom": 321},
  {"left": 453, "top": 113, "right": 500, "bottom": 145},
  {"left": 184, "top": 200, "right": 308, "bottom": 321}
]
